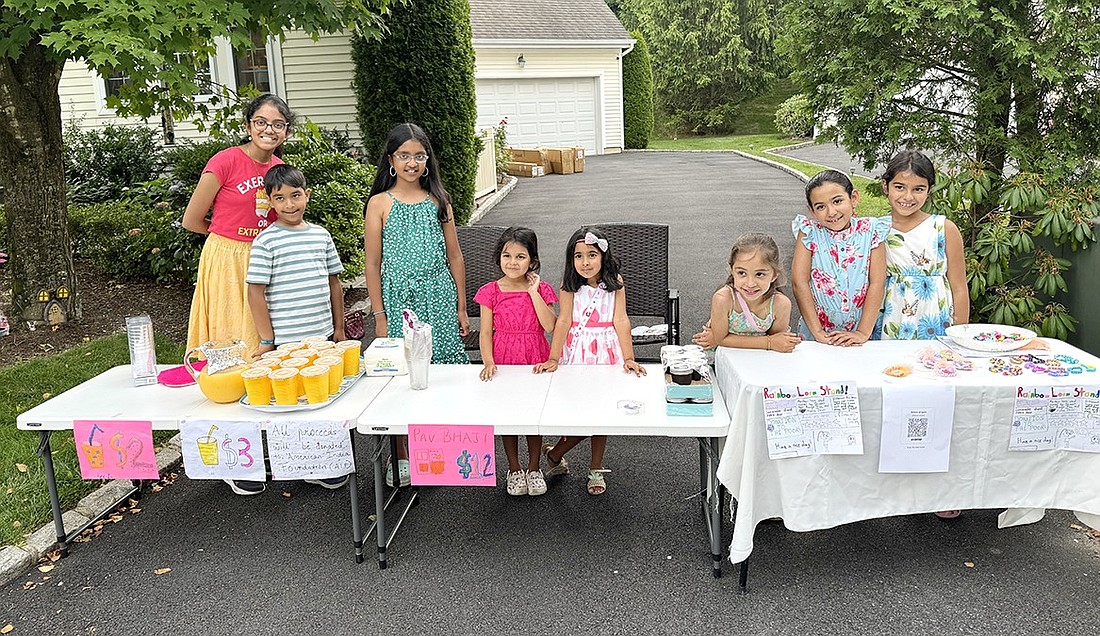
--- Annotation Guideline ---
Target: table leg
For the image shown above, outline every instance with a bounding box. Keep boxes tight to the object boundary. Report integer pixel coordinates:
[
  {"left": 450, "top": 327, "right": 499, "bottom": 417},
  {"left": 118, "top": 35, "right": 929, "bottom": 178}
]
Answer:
[
  {"left": 36, "top": 432, "right": 69, "bottom": 558},
  {"left": 705, "top": 437, "right": 723, "bottom": 578},
  {"left": 349, "top": 436, "right": 363, "bottom": 564},
  {"left": 374, "top": 436, "right": 388, "bottom": 569},
  {"left": 738, "top": 558, "right": 749, "bottom": 593}
]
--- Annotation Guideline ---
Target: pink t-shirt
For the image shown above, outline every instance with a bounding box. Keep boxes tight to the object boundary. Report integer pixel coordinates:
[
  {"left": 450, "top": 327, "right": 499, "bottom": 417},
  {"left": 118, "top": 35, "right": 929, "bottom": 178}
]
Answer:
[{"left": 203, "top": 147, "right": 283, "bottom": 241}]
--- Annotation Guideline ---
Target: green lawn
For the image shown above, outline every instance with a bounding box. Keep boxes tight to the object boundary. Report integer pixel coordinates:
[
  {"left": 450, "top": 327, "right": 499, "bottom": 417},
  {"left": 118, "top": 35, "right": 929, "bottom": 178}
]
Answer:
[
  {"left": 648, "top": 134, "right": 892, "bottom": 217},
  {"left": 0, "top": 333, "right": 185, "bottom": 546}
]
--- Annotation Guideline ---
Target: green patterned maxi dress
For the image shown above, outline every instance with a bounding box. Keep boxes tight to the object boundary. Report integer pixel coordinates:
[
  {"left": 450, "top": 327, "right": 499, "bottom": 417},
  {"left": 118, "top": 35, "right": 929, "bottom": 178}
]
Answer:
[{"left": 381, "top": 192, "right": 468, "bottom": 364}]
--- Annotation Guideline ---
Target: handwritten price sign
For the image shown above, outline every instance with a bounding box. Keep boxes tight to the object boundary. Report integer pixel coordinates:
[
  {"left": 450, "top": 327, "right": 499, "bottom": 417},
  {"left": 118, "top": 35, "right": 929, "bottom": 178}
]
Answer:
[
  {"left": 73, "top": 420, "right": 159, "bottom": 480},
  {"left": 179, "top": 419, "right": 266, "bottom": 482},
  {"left": 408, "top": 424, "right": 495, "bottom": 486}
]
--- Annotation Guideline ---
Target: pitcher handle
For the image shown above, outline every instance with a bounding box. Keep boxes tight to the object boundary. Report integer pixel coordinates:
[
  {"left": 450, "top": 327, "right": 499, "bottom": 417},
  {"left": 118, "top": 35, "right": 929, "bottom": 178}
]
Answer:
[{"left": 184, "top": 346, "right": 204, "bottom": 380}]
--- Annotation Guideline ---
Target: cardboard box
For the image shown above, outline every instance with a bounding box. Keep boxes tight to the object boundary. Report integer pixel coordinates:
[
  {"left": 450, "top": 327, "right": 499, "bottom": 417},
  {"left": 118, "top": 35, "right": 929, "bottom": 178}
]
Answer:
[
  {"left": 505, "top": 161, "right": 545, "bottom": 178},
  {"left": 664, "top": 371, "right": 713, "bottom": 417},
  {"left": 508, "top": 148, "right": 551, "bottom": 174},
  {"left": 572, "top": 147, "right": 586, "bottom": 173},
  {"left": 541, "top": 147, "right": 575, "bottom": 175}
]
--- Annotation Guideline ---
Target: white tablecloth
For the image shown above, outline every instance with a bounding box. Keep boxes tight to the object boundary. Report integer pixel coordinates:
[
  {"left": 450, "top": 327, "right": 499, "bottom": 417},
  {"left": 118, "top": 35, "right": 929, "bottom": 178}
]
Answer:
[{"left": 714, "top": 340, "right": 1100, "bottom": 563}]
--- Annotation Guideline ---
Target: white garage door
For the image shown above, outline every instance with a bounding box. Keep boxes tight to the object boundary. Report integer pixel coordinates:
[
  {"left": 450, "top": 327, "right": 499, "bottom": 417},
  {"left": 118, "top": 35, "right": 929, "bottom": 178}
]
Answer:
[{"left": 476, "top": 78, "right": 599, "bottom": 153}]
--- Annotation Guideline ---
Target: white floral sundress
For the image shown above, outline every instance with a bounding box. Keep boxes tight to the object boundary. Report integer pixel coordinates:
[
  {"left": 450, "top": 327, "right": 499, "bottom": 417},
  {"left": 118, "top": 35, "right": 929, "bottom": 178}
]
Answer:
[{"left": 876, "top": 214, "right": 954, "bottom": 340}]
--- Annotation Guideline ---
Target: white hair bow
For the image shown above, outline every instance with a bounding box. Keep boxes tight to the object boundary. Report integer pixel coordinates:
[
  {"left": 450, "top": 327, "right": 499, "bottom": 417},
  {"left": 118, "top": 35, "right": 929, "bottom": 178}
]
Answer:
[{"left": 583, "top": 231, "right": 608, "bottom": 252}]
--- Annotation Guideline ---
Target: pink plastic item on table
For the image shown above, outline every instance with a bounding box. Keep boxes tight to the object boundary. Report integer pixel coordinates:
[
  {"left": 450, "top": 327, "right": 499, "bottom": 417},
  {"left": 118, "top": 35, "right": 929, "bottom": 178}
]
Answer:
[{"left": 158, "top": 360, "right": 206, "bottom": 387}]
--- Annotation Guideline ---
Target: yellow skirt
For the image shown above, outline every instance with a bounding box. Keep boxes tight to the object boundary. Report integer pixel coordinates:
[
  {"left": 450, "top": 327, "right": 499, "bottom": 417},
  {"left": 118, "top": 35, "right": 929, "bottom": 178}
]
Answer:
[{"left": 186, "top": 233, "right": 260, "bottom": 355}]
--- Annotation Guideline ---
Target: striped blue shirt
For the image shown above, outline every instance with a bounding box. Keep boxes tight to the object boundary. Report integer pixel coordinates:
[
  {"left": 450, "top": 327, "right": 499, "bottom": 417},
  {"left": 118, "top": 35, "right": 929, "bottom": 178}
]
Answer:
[{"left": 246, "top": 223, "right": 344, "bottom": 344}]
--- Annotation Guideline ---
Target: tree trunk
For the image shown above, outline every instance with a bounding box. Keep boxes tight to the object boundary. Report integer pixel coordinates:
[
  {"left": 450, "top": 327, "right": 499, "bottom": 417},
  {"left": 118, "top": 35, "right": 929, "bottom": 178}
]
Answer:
[{"left": 0, "top": 42, "right": 80, "bottom": 329}]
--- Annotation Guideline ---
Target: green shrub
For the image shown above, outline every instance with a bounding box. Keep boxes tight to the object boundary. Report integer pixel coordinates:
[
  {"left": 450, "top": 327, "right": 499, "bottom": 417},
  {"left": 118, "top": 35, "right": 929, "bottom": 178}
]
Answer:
[
  {"left": 68, "top": 200, "right": 204, "bottom": 285},
  {"left": 623, "top": 30, "right": 655, "bottom": 149},
  {"left": 64, "top": 124, "right": 167, "bottom": 203},
  {"left": 163, "top": 139, "right": 234, "bottom": 206},
  {"left": 774, "top": 94, "right": 814, "bottom": 138},
  {"left": 351, "top": 0, "right": 479, "bottom": 223}
]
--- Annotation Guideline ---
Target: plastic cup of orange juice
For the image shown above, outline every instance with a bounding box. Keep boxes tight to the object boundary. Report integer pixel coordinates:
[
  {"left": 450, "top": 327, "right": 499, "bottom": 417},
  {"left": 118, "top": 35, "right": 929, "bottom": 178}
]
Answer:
[
  {"left": 336, "top": 340, "right": 362, "bottom": 376},
  {"left": 279, "top": 357, "right": 310, "bottom": 395},
  {"left": 314, "top": 355, "right": 344, "bottom": 395},
  {"left": 251, "top": 358, "right": 282, "bottom": 372},
  {"left": 269, "top": 368, "right": 300, "bottom": 406},
  {"left": 301, "top": 335, "right": 328, "bottom": 345},
  {"left": 277, "top": 341, "right": 306, "bottom": 353},
  {"left": 309, "top": 339, "right": 336, "bottom": 351},
  {"left": 261, "top": 349, "right": 289, "bottom": 362},
  {"left": 241, "top": 366, "right": 274, "bottom": 405},
  {"left": 299, "top": 365, "right": 329, "bottom": 404},
  {"left": 289, "top": 349, "right": 317, "bottom": 365}
]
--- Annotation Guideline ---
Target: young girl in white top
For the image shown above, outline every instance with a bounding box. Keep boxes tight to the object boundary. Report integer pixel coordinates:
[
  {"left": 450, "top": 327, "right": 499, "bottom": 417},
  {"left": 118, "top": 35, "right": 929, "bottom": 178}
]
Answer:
[
  {"left": 692, "top": 233, "right": 800, "bottom": 352},
  {"left": 533, "top": 227, "right": 646, "bottom": 496}
]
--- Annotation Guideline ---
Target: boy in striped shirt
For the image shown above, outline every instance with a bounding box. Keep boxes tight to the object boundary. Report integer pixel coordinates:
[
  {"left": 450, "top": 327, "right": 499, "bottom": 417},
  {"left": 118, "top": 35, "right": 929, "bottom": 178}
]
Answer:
[{"left": 247, "top": 164, "right": 345, "bottom": 357}]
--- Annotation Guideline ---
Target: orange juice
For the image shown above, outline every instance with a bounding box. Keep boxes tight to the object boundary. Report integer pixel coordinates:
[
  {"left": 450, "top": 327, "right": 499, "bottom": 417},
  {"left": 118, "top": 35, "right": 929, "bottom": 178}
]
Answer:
[
  {"left": 279, "top": 357, "right": 310, "bottom": 395},
  {"left": 261, "top": 349, "right": 289, "bottom": 363},
  {"left": 241, "top": 366, "right": 273, "bottom": 405},
  {"left": 299, "top": 365, "right": 329, "bottom": 404},
  {"left": 289, "top": 349, "right": 317, "bottom": 365},
  {"left": 309, "top": 340, "right": 337, "bottom": 354},
  {"left": 277, "top": 341, "right": 306, "bottom": 353},
  {"left": 336, "top": 340, "right": 362, "bottom": 376},
  {"left": 251, "top": 358, "right": 281, "bottom": 371},
  {"left": 301, "top": 335, "right": 328, "bottom": 345},
  {"left": 314, "top": 356, "right": 344, "bottom": 395},
  {"left": 269, "top": 368, "right": 300, "bottom": 406}
]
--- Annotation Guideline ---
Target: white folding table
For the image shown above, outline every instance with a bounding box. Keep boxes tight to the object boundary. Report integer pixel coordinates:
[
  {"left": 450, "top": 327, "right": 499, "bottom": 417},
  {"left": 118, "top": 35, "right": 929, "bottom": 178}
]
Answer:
[
  {"left": 16, "top": 365, "right": 391, "bottom": 558},
  {"left": 355, "top": 363, "right": 733, "bottom": 576}
]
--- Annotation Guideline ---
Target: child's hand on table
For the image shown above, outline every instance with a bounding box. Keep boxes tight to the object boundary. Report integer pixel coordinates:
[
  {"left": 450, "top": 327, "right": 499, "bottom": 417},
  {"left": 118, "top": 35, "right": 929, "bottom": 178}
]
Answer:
[
  {"left": 623, "top": 359, "right": 646, "bottom": 376},
  {"left": 480, "top": 363, "right": 497, "bottom": 381}
]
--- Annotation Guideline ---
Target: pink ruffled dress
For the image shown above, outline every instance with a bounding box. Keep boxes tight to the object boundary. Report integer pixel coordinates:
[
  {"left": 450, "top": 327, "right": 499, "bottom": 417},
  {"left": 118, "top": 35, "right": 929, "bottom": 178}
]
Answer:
[
  {"left": 473, "top": 280, "right": 558, "bottom": 364},
  {"left": 562, "top": 283, "right": 623, "bottom": 365}
]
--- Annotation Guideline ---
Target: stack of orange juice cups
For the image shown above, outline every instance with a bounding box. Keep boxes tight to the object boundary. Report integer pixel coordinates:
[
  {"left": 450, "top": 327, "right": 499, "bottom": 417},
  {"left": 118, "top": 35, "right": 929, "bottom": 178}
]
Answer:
[{"left": 242, "top": 339, "right": 363, "bottom": 407}]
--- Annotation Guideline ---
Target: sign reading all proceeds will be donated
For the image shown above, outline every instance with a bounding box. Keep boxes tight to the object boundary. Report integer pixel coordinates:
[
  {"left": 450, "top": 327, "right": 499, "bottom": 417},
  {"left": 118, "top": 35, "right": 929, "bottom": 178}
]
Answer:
[
  {"left": 408, "top": 424, "right": 496, "bottom": 486},
  {"left": 761, "top": 382, "right": 863, "bottom": 459}
]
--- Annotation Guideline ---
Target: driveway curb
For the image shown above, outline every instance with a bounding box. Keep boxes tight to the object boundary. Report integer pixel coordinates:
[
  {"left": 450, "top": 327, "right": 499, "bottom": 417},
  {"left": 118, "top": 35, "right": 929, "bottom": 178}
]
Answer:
[{"left": 0, "top": 434, "right": 183, "bottom": 587}]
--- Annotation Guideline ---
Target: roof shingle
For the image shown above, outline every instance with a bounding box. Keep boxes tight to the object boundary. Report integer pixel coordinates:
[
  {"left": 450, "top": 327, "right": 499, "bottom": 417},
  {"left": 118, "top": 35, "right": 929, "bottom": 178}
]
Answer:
[{"left": 469, "top": 0, "right": 631, "bottom": 41}]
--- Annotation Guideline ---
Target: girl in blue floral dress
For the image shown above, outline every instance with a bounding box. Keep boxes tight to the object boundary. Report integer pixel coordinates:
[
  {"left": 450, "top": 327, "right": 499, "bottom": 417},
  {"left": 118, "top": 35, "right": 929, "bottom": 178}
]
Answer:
[
  {"left": 875, "top": 150, "right": 969, "bottom": 339},
  {"left": 792, "top": 170, "right": 889, "bottom": 346}
]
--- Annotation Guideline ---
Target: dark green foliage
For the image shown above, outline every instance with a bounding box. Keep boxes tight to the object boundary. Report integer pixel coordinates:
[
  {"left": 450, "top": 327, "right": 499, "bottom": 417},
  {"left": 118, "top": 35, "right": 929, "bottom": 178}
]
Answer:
[
  {"left": 162, "top": 140, "right": 234, "bottom": 207},
  {"left": 63, "top": 124, "right": 166, "bottom": 203},
  {"left": 623, "top": 30, "right": 654, "bottom": 149},
  {"left": 68, "top": 200, "right": 204, "bottom": 285},
  {"left": 350, "top": 0, "right": 478, "bottom": 223}
]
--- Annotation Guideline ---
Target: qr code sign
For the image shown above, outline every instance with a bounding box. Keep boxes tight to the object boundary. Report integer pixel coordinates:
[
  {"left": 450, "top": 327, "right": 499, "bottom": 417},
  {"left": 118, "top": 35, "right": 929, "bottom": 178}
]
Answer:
[{"left": 907, "top": 414, "right": 929, "bottom": 439}]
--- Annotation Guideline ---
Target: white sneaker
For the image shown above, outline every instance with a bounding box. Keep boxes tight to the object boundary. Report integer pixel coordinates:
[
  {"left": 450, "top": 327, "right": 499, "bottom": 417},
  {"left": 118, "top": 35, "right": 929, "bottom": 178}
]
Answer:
[
  {"left": 506, "top": 470, "right": 528, "bottom": 496},
  {"left": 526, "top": 470, "right": 547, "bottom": 496}
]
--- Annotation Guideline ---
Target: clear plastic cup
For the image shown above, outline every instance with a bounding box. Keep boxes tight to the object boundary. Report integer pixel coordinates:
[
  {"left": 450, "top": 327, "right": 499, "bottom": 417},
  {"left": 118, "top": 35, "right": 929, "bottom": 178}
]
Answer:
[
  {"left": 241, "top": 366, "right": 273, "bottom": 405},
  {"left": 336, "top": 340, "right": 362, "bottom": 376},
  {"left": 409, "top": 357, "right": 429, "bottom": 390},
  {"left": 314, "top": 355, "right": 344, "bottom": 395},
  {"left": 299, "top": 365, "right": 329, "bottom": 404},
  {"left": 276, "top": 341, "right": 306, "bottom": 353},
  {"left": 279, "top": 357, "right": 310, "bottom": 395},
  {"left": 269, "top": 368, "right": 301, "bottom": 406}
]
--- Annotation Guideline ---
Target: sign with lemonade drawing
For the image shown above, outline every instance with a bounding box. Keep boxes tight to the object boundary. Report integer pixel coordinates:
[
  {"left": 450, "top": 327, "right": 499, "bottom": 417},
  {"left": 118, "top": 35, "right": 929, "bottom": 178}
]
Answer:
[
  {"left": 179, "top": 419, "right": 266, "bottom": 481},
  {"left": 408, "top": 424, "right": 495, "bottom": 486},
  {"left": 73, "top": 420, "right": 159, "bottom": 480}
]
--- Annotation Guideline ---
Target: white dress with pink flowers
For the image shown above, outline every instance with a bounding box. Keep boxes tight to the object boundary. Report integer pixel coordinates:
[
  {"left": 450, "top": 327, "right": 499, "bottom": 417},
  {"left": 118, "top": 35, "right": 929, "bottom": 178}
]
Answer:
[
  {"left": 561, "top": 283, "right": 623, "bottom": 365},
  {"left": 792, "top": 214, "right": 890, "bottom": 339}
]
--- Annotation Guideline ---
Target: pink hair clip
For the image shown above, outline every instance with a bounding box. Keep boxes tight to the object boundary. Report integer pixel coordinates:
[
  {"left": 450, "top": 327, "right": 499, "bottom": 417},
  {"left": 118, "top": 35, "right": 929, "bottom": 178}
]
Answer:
[{"left": 582, "top": 231, "right": 608, "bottom": 252}]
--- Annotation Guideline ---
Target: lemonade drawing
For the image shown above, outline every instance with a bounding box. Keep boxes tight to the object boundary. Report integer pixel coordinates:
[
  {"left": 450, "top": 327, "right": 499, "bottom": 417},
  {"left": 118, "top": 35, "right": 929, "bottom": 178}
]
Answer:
[
  {"left": 197, "top": 424, "right": 220, "bottom": 466},
  {"left": 81, "top": 423, "right": 106, "bottom": 469}
]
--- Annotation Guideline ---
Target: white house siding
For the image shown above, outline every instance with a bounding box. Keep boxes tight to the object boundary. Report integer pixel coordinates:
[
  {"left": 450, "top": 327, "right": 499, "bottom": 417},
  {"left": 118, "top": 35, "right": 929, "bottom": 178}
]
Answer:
[
  {"left": 279, "top": 31, "right": 363, "bottom": 145},
  {"left": 58, "top": 59, "right": 206, "bottom": 142},
  {"left": 472, "top": 47, "right": 625, "bottom": 154}
]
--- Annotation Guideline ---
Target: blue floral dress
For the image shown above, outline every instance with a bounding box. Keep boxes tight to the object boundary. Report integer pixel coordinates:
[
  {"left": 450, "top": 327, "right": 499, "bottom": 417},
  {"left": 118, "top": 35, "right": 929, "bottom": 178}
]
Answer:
[
  {"left": 876, "top": 215, "right": 954, "bottom": 340},
  {"left": 793, "top": 214, "right": 890, "bottom": 339}
]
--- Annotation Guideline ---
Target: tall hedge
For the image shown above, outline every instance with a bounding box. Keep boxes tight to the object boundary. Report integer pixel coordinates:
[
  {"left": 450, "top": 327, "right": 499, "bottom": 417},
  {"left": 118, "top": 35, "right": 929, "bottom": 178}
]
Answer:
[
  {"left": 622, "top": 30, "right": 654, "bottom": 149},
  {"left": 351, "top": 1, "right": 478, "bottom": 224}
]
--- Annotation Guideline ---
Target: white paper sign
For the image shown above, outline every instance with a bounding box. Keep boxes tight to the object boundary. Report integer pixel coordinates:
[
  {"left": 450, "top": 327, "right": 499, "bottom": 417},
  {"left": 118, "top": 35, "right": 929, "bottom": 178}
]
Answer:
[
  {"left": 762, "top": 382, "right": 863, "bottom": 458},
  {"left": 1010, "top": 385, "right": 1100, "bottom": 452},
  {"left": 180, "top": 419, "right": 266, "bottom": 481},
  {"left": 267, "top": 420, "right": 355, "bottom": 480},
  {"left": 879, "top": 384, "right": 955, "bottom": 473}
]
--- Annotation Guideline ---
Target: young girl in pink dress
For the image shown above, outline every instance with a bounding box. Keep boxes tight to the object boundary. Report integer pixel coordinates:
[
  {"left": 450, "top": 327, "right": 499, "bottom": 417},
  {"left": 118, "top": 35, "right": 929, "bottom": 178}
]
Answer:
[
  {"left": 533, "top": 227, "right": 646, "bottom": 496},
  {"left": 474, "top": 227, "right": 558, "bottom": 497}
]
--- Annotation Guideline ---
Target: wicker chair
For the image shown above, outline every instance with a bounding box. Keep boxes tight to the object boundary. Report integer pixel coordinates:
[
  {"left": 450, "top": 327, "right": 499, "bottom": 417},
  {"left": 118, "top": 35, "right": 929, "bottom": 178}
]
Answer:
[
  {"left": 596, "top": 222, "right": 680, "bottom": 362},
  {"left": 456, "top": 225, "right": 509, "bottom": 357}
]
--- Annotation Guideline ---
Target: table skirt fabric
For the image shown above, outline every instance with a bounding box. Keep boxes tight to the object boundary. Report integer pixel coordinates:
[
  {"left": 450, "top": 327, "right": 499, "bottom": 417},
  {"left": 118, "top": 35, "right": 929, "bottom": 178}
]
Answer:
[{"left": 713, "top": 341, "right": 1100, "bottom": 563}]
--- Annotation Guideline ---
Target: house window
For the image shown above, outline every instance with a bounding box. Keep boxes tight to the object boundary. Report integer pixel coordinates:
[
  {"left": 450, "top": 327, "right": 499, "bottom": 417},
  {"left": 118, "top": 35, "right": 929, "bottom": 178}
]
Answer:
[
  {"left": 102, "top": 68, "right": 132, "bottom": 99},
  {"left": 234, "top": 31, "right": 271, "bottom": 92},
  {"left": 175, "top": 53, "right": 215, "bottom": 96}
]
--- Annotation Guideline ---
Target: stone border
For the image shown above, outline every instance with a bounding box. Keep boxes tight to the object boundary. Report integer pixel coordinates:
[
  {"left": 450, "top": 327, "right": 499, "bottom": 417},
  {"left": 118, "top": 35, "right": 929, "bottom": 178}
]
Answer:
[
  {"left": 626, "top": 147, "right": 811, "bottom": 183},
  {"left": 0, "top": 434, "right": 183, "bottom": 587}
]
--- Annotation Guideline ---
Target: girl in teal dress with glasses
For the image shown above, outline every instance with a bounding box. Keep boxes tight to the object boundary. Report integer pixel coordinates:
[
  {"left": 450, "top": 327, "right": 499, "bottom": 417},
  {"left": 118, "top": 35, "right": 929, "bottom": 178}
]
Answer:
[
  {"left": 364, "top": 123, "right": 469, "bottom": 364},
  {"left": 364, "top": 123, "right": 469, "bottom": 485}
]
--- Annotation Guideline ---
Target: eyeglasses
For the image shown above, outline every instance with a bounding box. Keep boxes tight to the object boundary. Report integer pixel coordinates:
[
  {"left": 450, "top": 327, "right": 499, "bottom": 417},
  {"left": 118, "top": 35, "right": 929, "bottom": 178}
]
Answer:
[
  {"left": 393, "top": 152, "right": 429, "bottom": 164},
  {"left": 251, "top": 118, "right": 288, "bottom": 132}
]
